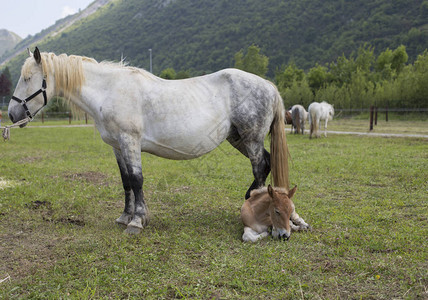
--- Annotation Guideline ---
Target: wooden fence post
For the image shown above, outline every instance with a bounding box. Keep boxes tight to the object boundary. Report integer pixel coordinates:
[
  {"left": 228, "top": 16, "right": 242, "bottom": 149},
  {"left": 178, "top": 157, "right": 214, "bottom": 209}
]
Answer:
[
  {"left": 375, "top": 107, "right": 378, "bottom": 126},
  {"left": 385, "top": 103, "right": 388, "bottom": 122}
]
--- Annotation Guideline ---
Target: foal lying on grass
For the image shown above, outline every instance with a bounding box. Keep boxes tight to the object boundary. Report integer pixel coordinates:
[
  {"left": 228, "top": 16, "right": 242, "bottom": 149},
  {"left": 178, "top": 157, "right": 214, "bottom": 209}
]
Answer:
[{"left": 241, "top": 185, "right": 310, "bottom": 242}]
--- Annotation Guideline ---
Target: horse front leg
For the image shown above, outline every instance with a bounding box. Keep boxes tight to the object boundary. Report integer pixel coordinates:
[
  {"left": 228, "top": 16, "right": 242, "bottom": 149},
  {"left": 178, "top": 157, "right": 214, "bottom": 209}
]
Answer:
[
  {"left": 324, "top": 119, "right": 328, "bottom": 137},
  {"left": 114, "top": 148, "right": 134, "bottom": 226},
  {"left": 118, "top": 138, "right": 149, "bottom": 234}
]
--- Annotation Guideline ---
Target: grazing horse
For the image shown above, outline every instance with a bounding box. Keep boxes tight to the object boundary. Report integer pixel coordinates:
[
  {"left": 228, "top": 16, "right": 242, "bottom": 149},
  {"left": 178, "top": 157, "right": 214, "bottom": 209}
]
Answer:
[
  {"left": 290, "top": 104, "right": 308, "bottom": 134},
  {"left": 241, "top": 185, "right": 309, "bottom": 242},
  {"left": 284, "top": 109, "right": 293, "bottom": 125},
  {"left": 308, "top": 101, "right": 335, "bottom": 138},
  {"left": 8, "top": 48, "right": 290, "bottom": 234}
]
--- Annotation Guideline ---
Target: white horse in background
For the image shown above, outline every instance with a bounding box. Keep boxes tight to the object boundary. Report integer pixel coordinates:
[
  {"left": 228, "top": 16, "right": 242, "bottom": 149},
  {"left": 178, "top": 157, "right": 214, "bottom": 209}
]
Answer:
[
  {"left": 308, "top": 101, "right": 334, "bottom": 138},
  {"left": 8, "top": 48, "right": 291, "bottom": 235},
  {"left": 290, "top": 104, "right": 308, "bottom": 134}
]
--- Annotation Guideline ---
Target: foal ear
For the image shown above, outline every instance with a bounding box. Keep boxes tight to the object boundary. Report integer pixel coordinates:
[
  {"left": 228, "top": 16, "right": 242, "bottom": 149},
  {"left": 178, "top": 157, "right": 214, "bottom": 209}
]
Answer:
[
  {"left": 267, "top": 185, "right": 274, "bottom": 197},
  {"left": 27, "top": 48, "right": 33, "bottom": 57},
  {"left": 288, "top": 185, "right": 298, "bottom": 199},
  {"left": 34, "top": 47, "right": 41, "bottom": 64}
]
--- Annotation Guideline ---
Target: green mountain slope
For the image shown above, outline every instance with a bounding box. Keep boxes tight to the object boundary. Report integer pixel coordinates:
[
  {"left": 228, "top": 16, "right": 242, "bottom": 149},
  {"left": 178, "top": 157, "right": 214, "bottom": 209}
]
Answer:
[
  {"left": 4, "top": 0, "right": 428, "bottom": 81},
  {"left": 0, "top": 29, "right": 22, "bottom": 57}
]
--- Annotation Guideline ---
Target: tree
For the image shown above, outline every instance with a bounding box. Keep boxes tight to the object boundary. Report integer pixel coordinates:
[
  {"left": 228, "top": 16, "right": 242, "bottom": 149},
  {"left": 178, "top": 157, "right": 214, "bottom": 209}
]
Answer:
[
  {"left": 234, "top": 45, "right": 269, "bottom": 78},
  {"left": 355, "top": 44, "right": 375, "bottom": 74},
  {"left": 391, "top": 45, "right": 408, "bottom": 74},
  {"left": 159, "top": 68, "right": 176, "bottom": 79},
  {"left": 0, "top": 68, "right": 12, "bottom": 98},
  {"left": 307, "top": 64, "right": 328, "bottom": 91},
  {"left": 275, "top": 63, "right": 305, "bottom": 90},
  {"left": 175, "top": 70, "right": 190, "bottom": 79}
]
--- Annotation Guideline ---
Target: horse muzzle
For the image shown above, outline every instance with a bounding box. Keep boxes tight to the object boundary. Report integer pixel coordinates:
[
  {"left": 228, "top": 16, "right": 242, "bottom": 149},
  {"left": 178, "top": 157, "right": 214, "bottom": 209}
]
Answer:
[
  {"left": 8, "top": 108, "right": 28, "bottom": 128},
  {"left": 272, "top": 228, "right": 291, "bottom": 241}
]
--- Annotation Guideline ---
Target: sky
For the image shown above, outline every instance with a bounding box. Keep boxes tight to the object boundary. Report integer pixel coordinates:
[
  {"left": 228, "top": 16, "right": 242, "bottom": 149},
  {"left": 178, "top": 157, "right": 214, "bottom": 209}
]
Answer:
[{"left": 0, "top": 0, "right": 95, "bottom": 38}]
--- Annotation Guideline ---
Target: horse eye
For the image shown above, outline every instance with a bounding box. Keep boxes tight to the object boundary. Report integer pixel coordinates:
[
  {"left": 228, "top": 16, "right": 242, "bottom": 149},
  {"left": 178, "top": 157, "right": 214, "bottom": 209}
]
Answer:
[{"left": 274, "top": 208, "right": 280, "bottom": 215}]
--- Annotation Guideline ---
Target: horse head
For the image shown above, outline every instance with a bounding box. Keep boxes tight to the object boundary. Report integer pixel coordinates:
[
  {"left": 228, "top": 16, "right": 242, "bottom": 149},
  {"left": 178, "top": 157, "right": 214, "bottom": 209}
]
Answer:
[
  {"left": 328, "top": 104, "right": 335, "bottom": 120},
  {"left": 268, "top": 184, "right": 297, "bottom": 240},
  {"left": 8, "top": 47, "right": 52, "bottom": 127}
]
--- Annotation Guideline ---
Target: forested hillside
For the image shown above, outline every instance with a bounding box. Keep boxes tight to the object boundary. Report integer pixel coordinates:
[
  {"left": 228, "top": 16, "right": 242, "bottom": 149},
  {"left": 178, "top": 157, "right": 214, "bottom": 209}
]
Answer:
[{"left": 4, "top": 0, "right": 428, "bottom": 79}]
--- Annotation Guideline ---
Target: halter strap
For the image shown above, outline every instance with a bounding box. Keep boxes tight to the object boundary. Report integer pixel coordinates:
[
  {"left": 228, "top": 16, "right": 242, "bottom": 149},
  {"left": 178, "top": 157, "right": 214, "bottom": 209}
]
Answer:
[{"left": 11, "top": 78, "right": 47, "bottom": 120}]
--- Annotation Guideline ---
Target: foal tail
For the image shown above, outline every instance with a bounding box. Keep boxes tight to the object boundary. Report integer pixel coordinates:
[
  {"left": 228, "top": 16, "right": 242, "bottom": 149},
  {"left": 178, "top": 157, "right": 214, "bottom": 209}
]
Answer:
[{"left": 270, "top": 94, "right": 290, "bottom": 191}]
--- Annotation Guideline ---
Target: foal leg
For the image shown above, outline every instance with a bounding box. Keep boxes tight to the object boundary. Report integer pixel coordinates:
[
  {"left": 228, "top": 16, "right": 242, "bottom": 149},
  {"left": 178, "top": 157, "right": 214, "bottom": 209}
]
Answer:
[
  {"left": 242, "top": 227, "right": 269, "bottom": 242},
  {"left": 114, "top": 148, "right": 134, "bottom": 226},
  {"left": 290, "top": 209, "right": 310, "bottom": 231}
]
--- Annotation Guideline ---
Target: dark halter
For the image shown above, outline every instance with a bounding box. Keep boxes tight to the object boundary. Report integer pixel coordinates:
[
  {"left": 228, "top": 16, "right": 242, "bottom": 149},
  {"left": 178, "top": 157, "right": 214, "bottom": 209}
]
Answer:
[{"left": 11, "top": 77, "right": 47, "bottom": 120}]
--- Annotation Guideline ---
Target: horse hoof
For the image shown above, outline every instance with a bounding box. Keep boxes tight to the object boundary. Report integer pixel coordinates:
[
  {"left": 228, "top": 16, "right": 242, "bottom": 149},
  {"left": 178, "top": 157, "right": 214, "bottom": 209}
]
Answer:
[
  {"left": 115, "top": 218, "right": 129, "bottom": 227},
  {"left": 115, "top": 213, "right": 132, "bottom": 226},
  {"left": 124, "top": 225, "right": 143, "bottom": 235}
]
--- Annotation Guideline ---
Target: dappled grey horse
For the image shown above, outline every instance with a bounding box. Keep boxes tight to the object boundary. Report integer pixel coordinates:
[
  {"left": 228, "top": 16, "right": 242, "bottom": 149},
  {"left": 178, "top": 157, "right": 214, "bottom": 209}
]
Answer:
[{"left": 8, "top": 48, "right": 290, "bottom": 234}]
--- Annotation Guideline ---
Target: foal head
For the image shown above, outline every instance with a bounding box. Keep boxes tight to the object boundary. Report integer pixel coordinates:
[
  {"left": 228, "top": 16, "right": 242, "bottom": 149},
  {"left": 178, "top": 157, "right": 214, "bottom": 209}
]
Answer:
[{"left": 268, "top": 185, "right": 297, "bottom": 240}]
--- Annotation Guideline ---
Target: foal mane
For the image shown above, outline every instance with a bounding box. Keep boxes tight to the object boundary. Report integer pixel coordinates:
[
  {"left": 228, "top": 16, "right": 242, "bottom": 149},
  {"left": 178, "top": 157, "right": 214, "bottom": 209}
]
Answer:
[{"left": 249, "top": 186, "right": 288, "bottom": 198}]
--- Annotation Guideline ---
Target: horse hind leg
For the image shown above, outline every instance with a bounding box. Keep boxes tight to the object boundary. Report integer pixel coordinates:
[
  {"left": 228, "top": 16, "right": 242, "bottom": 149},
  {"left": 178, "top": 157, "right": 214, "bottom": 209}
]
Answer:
[
  {"left": 227, "top": 130, "right": 270, "bottom": 199},
  {"left": 245, "top": 148, "right": 270, "bottom": 199},
  {"left": 244, "top": 141, "right": 271, "bottom": 199},
  {"left": 324, "top": 119, "right": 328, "bottom": 137}
]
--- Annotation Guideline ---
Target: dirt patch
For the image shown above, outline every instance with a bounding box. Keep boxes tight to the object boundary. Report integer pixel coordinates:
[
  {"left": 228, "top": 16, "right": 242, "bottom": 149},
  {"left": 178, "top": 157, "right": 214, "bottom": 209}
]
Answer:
[
  {"left": 25, "top": 200, "right": 85, "bottom": 227},
  {"left": 54, "top": 216, "right": 85, "bottom": 227},
  {"left": 54, "top": 171, "right": 112, "bottom": 186},
  {"left": 0, "top": 228, "right": 70, "bottom": 281},
  {"left": 26, "top": 200, "right": 52, "bottom": 210},
  {"left": 17, "top": 156, "right": 43, "bottom": 164}
]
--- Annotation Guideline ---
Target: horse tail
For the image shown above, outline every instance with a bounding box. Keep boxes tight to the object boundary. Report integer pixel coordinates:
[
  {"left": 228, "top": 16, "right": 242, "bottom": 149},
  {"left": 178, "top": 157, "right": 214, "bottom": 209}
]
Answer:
[
  {"left": 309, "top": 107, "right": 317, "bottom": 138},
  {"left": 295, "top": 109, "right": 300, "bottom": 134},
  {"left": 270, "top": 93, "right": 289, "bottom": 191}
]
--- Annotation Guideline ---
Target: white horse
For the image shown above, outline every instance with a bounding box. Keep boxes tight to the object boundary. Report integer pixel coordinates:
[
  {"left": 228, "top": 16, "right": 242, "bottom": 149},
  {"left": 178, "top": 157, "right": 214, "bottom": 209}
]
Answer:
[
  {"left": 8, "top": 48, "right": 290, "bottom": 234},
  {"left": 290, "top": 104, "right": 308, "bottom": 134},
  {"left": 308, "top": 101, "right": 334, "bottom": 138}
]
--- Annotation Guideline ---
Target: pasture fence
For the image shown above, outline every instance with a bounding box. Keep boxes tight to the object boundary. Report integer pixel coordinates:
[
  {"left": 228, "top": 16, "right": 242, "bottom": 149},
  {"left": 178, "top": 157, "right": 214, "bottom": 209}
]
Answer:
[{"left": 0, "top": 103, "right": 427, "bottom": 128}]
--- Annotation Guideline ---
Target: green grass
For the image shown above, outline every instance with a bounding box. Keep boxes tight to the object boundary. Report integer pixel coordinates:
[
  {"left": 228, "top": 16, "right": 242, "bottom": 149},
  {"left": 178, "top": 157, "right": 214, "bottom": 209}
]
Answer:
[{"left": 0, "top": 125, "right": 427, "bottom": 299}]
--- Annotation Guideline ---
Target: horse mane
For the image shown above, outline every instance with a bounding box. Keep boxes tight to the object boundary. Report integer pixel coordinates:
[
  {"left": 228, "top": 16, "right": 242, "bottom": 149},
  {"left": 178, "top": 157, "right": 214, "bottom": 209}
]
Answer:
[
  {"left": 249, "top": 186, "right": 288, "bottom": 198},
  {"left": 22, "top": 52, "right": 155, "bottom": 117}
]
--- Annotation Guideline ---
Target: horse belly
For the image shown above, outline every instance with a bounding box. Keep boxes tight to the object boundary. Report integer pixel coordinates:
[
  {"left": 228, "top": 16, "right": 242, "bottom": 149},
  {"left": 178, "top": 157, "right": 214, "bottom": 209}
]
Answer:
[{"left": 142, "top": 116, "right": 231, "bottom": 160}]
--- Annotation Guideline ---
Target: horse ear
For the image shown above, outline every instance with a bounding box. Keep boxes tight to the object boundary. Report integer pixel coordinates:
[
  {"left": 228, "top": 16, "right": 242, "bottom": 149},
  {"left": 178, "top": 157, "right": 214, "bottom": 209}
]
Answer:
[
  {"left": 34, "top": 47, "right": 41, "bottom": 64},
  {"left": 288, "top": 185, "right": 297, "bottom": 199},
  {"left": 267, "top": 185, "right": 274, "bottom": 197},
  {"left": 27, "top": 48, "right": 33, "bottom": 57}
]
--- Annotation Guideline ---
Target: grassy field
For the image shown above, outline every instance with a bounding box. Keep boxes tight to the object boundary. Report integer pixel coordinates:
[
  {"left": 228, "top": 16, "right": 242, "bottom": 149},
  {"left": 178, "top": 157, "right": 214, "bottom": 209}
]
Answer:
[{"left": 0, "top": 122, "right": 427, "bottom": 299}]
